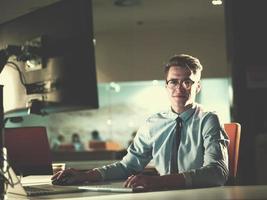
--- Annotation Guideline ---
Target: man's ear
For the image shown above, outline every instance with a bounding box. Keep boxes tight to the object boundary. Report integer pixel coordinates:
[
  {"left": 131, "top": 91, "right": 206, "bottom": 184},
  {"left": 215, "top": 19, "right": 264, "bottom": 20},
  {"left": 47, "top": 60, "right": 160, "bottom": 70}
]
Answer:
[{"left": 196, "top": 81, "right": 201, "bottom": 93}]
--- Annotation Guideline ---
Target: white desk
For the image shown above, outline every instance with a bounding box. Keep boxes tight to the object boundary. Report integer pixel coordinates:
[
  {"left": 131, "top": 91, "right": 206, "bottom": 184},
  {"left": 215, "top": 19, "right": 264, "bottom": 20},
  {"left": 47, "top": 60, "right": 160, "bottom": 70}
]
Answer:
[
  {"left": 6, "top": 175, "right": 267, "bottom": 200},
  {"left": 5, "top": 161, "right": 267, "bottom": 200}
]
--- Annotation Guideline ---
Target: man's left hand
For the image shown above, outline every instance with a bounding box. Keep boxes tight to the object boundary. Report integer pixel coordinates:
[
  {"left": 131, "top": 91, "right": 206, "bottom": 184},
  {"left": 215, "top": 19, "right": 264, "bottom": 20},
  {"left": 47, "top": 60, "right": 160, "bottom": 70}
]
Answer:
[
  {"left": 123, "top": 173, "right": 186, "bottom": 190},
  {"left": 123, "top": 174, "right": 160, "bottom": 190}
]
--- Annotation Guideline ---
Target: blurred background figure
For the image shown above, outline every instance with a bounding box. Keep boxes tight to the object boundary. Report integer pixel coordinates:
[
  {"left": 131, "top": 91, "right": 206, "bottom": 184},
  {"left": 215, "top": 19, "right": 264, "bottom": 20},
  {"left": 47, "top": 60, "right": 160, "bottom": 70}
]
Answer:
[
  {"left": 71, "top": 133, "right": 85, "bottom": 151},
  {"left": 91, "top": 130, "right": 102, "bottom": 141},
  {"left": 51, "top": 134, "right": 65, "bottom": 150}
]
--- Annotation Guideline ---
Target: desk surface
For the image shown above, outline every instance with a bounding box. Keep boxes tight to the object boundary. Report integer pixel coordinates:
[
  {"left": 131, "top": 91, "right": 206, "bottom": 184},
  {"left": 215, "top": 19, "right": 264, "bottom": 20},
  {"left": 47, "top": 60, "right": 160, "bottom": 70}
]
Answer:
[
  {"left": 5, "top": 161, "right": 267, "bottom": 200},
  {"left": 6, "top": 175, "right": 267, "bottom": 200}
]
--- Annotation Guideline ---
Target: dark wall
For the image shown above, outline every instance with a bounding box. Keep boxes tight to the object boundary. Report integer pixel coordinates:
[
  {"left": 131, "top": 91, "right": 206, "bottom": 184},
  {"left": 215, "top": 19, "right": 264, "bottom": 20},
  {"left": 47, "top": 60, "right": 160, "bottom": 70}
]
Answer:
[{"left": 225, "top": 0, "right": 267, "bottom": 185}]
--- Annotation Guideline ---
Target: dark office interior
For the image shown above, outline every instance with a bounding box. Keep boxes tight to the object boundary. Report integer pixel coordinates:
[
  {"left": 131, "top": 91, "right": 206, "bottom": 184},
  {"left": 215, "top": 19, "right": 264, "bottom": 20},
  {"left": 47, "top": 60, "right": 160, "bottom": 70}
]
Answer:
[{"left": 1, "top": 0, "right": 267, "bottom": 199}]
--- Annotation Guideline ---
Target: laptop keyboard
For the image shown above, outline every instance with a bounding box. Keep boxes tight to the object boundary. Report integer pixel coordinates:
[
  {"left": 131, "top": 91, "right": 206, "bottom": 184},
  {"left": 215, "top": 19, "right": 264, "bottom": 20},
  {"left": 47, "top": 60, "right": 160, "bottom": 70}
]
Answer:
[
  {"left": 24, "top": 186, "right": 54, "bottom": 195},
  {"left": 23, "top": 184, "right": 84, "bottom": 196}
]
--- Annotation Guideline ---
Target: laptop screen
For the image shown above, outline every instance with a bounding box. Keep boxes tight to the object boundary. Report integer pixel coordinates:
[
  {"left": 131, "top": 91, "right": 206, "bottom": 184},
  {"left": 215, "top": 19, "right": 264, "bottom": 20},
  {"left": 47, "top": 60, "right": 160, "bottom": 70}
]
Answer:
[{"left": 4, "top": 127, "right": 53, "bottom": 176}]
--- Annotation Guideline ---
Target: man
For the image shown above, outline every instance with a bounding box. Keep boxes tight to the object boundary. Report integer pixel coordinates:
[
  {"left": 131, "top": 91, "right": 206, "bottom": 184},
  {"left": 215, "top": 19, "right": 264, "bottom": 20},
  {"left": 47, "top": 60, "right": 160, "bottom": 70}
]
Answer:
[{"left": 52, "top": 54, "right": 229, "bottom": 189}]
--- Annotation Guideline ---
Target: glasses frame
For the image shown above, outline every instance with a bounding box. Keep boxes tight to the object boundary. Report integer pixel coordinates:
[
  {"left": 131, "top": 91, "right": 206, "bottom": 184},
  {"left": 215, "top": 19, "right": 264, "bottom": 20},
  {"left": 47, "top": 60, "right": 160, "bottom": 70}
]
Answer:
[{"left": 166, "top": 78, "right": 195, "bottom": 90}]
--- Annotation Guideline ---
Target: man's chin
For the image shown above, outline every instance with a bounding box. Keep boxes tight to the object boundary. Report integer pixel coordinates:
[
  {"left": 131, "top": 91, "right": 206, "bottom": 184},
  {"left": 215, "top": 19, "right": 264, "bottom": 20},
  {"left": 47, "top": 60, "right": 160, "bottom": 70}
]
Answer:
[
  {"left": 172, "top": 99, "right": 187, "bottom": 106},
  {"left": 172, "top": 96, "right": 187, "bottom": 101}
]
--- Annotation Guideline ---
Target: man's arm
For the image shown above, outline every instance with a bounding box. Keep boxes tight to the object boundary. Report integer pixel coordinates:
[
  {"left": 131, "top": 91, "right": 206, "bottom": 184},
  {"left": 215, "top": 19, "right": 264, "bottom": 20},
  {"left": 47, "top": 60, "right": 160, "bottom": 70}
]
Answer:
[
  {"left": 183, "top": 113, "right": 229, "bottom": 187},
  {"left": 52, "top": 124, "right": 153, "bottom": 185},
  {"left": 95, "top": 124, "right": 153, "bottom": 181}
]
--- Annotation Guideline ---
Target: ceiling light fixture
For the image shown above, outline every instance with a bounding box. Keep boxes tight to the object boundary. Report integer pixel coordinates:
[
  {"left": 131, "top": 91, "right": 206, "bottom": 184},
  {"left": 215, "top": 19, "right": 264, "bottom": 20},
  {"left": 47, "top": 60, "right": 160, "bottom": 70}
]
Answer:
[
  {"left": 212, "top": 0, "right": 223, "bottom": 6},
  {"left": 113, "top": 0, "right": 141, "bottom": 7}
]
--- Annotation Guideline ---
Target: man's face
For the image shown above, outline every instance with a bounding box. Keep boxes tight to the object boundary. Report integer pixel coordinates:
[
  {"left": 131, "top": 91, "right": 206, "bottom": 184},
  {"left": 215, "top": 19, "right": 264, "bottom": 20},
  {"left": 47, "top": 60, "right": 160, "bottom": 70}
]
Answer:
[{"left": 166, "top": 66, "right": 201, "bottom": 110}]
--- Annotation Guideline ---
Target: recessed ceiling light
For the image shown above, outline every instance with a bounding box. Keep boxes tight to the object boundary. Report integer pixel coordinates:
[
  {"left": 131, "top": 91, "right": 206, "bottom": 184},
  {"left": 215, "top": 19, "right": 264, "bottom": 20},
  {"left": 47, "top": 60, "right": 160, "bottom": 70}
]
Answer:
[
  {"left": 113, "top": 0, "right": 141, "bottom": 7},
  {"left": 212, "top": 0, "right": 223, "bottom": 6}
]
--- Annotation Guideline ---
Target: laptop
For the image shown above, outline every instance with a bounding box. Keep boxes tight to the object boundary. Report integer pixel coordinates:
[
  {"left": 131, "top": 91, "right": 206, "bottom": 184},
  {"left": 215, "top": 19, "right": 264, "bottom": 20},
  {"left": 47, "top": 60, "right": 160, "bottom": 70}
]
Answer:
[
  {"left": 6, "top": 165, "right": 144, "bottom": 196},
  {"left": 5, "top": 164, "right": 85, "bottom": 196},
  {"left": 4, "top": 127, "right": 53, "bottom": 176}
]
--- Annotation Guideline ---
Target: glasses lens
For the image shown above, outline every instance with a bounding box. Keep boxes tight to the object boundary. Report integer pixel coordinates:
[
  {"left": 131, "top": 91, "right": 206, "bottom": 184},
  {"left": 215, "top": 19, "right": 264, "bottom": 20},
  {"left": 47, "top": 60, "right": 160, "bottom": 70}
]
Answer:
[
  {"left": 167, "top": 79, "right": 194, "bottom": 89},
  {"left": 182, "top": 80, "right": 193, "bottom": 89},
  {"left": 167, "top": 80, "right": 177, "bottom": 89}
]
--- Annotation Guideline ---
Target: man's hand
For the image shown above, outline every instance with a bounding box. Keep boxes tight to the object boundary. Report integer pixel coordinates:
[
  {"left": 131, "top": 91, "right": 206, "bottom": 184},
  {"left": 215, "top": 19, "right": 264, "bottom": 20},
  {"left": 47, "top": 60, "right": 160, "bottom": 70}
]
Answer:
[
  {"left": 124, "top": 173, "right": 186, "bottom": 191},
  {"left": 51, "top": 168, "right": 102, "bottom": 185},
  {"left": 124, "top": 174, "right": 161, "bottom": 190}
]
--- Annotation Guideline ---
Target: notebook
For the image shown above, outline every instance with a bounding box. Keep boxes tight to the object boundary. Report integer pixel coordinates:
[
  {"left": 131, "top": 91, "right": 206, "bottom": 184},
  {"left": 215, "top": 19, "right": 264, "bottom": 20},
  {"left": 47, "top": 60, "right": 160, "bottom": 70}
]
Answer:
[
  {"left": 4, "top": 127, "right": 53, "bottom": 176},
  {"left": 6, "top": 165, "right": 85, "bottom": 196}
]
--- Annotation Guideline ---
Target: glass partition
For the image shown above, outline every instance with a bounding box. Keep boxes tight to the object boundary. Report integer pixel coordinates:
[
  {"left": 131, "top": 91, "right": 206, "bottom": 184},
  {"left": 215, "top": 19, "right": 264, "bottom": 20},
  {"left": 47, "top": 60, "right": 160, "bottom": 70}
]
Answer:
[
  {"left": 4, "top": 0, "right": 229, "bottom": 160},
  {"left": 6, "top": 78, "right": 231, "bottom": 152}
]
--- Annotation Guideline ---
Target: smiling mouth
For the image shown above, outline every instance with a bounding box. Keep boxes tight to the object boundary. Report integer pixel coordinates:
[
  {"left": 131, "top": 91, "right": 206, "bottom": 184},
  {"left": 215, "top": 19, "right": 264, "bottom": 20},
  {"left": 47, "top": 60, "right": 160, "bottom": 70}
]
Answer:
[{"left": 173, "top": 95, "right": 187, "bottom": 98}]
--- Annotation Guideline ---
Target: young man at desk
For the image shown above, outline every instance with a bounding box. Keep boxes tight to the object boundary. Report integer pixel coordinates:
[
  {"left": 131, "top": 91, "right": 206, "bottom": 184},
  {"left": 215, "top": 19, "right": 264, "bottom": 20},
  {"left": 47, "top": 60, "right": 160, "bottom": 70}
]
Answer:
[{"left": 52, "top": 54, "right": 229, "bottom": 190}]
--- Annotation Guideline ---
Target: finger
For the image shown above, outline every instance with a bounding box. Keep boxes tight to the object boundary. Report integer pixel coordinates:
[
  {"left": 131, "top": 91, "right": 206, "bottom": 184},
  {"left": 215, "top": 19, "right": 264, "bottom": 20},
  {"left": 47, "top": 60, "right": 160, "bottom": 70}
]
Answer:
[
  {"left": 124, "top": 175, "right": 134, "bottom": 188},
  {"left": 56, "top": 170, "right": 68, "bottom": 180},
  {"left": 129, "top": 175, "right": 148, "bottom": 189},
  {"left": 126, "top": 175, "right": 138, "bottom": 188},
  {"left": 51, "top": 170, "right": 62, "bottom": 180},
  {"left": 123, "top": 176, "right": 131, "bottom": 187},
  {"left": 56, "top": 168, "right": 74, "bottom": 180},
  {"left": 52, "top": 171, "right": 74, "bottom": 185}
]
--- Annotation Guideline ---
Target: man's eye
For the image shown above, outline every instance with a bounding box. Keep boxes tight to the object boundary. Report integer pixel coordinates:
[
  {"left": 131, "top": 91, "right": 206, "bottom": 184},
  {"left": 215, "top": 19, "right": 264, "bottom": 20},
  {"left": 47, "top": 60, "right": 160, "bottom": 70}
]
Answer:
[
  {"left": 169, "top": 80, "right": 178, "bottom": 84},
  {"left": 183, "top": 80, "right": 191, "bottom": 85}
]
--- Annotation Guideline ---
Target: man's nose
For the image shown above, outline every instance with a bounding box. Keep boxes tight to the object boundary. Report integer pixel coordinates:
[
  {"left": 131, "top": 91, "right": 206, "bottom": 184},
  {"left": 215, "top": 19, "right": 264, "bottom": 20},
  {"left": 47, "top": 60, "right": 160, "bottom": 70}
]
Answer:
[{"left": 174, "top": 81, "right": 183, "bottom": 89}]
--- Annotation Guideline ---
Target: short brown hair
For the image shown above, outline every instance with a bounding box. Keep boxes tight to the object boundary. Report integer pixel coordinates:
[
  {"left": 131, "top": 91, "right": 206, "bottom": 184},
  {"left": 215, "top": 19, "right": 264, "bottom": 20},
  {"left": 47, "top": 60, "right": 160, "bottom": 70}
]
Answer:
[{"left": 164, "top": 54, "right": 203, "bottom": 80}]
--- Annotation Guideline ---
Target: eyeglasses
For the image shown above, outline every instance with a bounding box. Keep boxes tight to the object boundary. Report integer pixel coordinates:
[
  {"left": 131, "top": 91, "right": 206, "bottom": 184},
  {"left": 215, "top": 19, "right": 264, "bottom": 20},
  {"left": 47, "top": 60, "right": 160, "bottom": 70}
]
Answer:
[{"left": 166, "top": 79, "right": 195, "bottom": 90}]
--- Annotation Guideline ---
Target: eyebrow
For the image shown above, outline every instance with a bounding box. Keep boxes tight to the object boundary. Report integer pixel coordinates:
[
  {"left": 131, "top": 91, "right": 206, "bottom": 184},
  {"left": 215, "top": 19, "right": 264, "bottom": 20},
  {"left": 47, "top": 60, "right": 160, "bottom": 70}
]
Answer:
[{"left": 167, "top": 78, "right": 193, "bottom": 81}]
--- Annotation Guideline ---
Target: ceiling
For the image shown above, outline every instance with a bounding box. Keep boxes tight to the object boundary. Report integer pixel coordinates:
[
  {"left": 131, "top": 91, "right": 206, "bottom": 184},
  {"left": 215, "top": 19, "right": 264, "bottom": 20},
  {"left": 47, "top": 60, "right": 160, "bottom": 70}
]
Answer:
[
  {"left": 0, "top": 0, "right": 227, "bottom": 81},
  {"left": 0, "top": 0, "right": 224, "bottom": 33},
  {"left": 0, "top": 0, "right": 60, "bottom": 25}
]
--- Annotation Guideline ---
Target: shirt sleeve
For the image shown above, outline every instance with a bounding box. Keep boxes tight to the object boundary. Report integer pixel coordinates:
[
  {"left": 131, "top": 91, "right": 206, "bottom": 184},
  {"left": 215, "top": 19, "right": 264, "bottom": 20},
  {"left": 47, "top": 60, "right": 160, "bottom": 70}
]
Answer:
[
  {"left": 184, "top": 113, "right": 230, "bottom": 187},
  {"left": 96, "top": 123, "right": 153, "bottom": 180}
]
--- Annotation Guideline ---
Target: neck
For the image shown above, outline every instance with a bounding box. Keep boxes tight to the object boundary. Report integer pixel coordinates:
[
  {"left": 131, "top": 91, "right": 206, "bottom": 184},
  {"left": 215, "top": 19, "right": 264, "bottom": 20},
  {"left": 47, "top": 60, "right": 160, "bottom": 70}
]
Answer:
[{"left": 172, "top": 103, "right": 193, "bottom": 114}]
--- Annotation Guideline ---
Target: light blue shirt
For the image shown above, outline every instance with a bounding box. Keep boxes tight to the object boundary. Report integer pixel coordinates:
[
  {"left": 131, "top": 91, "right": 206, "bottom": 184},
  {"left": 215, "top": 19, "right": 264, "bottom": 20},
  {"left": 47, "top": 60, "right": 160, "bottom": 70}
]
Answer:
[{"left": 97, "top": 103, "right": 229, "bottom": 187}]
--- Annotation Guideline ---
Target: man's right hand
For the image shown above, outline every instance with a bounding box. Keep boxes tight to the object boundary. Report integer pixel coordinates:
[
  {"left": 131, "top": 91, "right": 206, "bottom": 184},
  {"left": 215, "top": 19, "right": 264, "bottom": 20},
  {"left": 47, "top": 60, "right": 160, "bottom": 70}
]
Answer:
[{"left": 51, "top": 168, "right": 102, "bottom": 185}]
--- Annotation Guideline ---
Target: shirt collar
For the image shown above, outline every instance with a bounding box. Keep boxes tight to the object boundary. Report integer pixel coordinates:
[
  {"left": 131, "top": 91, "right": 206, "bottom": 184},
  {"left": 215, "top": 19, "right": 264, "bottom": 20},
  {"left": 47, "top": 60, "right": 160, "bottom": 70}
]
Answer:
[{"left": 168, "top": 103, "right": 197, "bottom": 122}]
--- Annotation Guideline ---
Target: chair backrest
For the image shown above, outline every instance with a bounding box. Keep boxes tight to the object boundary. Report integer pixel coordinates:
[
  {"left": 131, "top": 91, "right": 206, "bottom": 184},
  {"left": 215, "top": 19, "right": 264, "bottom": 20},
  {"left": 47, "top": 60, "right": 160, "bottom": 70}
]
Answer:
[
  {"left": 89, "top": 141, "right": 123, "bottom": 150},
  {"left": 224, "top": 123, "right": 241, "bottom": 183},
  {"left": 57, "top": 144, "right": 75, "bottom": 151}
]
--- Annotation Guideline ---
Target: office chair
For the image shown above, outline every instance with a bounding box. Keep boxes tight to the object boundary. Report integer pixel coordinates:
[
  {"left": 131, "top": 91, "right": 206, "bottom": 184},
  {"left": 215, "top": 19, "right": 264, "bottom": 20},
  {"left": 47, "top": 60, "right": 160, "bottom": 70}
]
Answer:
[
  {"left": 57, "top": 144, "right": 75, "bottom": 151},
  {"left": 224, "top": 123, "right": 241, "bottom": 185},
  {"left": 88, "top": 141, "right": 123, "bottom": 151}
]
